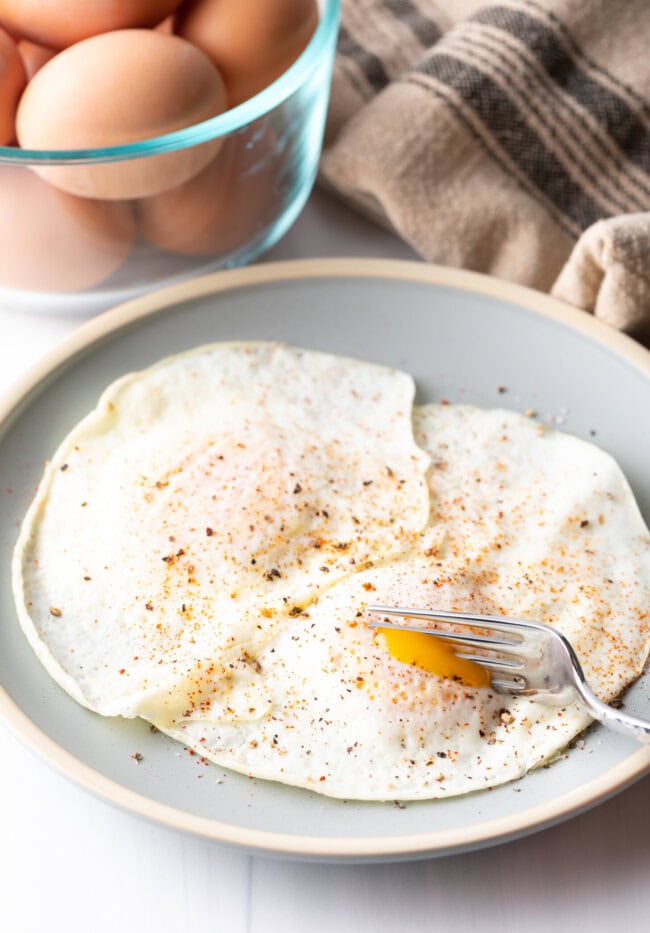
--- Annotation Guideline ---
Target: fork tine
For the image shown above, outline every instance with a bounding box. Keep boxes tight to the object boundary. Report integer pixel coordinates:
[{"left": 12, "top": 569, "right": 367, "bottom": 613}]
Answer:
[
  {"left": 490, "top": 677, "right": 528, "bottom": 691},
  {"left": 369, "top": 620, "right": 520, "bottom": 651},
  {"left": 368, "top": 605, "right": 529, "bottom": 641},
  {"left": 453, "top": 652, "right": 525, "bottom": 671}
]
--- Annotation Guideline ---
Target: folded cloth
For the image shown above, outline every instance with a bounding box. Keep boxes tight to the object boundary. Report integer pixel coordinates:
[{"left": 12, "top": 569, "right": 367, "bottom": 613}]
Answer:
[{"left": 322, "top": 0, "right": 650, "bottom": 342}]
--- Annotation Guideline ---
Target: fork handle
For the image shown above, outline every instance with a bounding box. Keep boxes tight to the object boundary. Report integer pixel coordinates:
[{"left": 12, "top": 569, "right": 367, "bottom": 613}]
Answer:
[{"left": 577, "top": 683, "right": 650, "bottom": 743}]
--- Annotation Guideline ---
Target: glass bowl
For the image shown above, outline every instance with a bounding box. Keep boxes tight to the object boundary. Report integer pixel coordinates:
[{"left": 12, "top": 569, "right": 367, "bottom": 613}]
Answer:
[{"left": 0, "top": 0, "right": 340, "bottom": 315}]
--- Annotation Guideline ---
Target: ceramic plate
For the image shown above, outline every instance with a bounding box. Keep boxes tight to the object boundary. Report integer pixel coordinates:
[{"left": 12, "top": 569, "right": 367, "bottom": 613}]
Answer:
[{"left": 2, "top": 259, "right": 650, "bottom": 862}]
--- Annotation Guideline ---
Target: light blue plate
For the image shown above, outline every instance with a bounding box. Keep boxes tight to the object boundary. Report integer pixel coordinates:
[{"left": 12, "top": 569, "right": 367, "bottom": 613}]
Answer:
[{"left": 1, "top": 259, "right": 649, "bottom": 862}]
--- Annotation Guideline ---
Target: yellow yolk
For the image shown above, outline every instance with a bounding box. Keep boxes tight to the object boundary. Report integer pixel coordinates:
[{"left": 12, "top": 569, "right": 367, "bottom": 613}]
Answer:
[{"left": 378, "top": 627, "right": 491, "bottom": 689}]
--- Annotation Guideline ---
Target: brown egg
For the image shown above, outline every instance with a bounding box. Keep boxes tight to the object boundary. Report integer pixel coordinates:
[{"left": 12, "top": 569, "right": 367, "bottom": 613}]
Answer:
[
  {"left": 0, "top": 166, "right": 135, "bottom": 291},
  {"left": 16, "top": 30, "right": 228, "bottom": 199},
  {"left": 0, "top": 26, "right": 25, "bottom": 144},
  {"left": 0, "top": 1, "right": 183, "bottom": 50},
  {"left": 175, "top": 0, "right": 318, "bottom": 105},
  {"left": 18, "top": 40, "right": 55, "bottom": 79},
  {"left": 136, "top": 126, "right": 281, "bottom": 255}
]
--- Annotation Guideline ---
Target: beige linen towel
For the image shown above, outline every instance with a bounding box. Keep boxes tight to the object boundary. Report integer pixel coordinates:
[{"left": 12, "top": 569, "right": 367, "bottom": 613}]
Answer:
[{"left": 322, "top": 0, "right": 650, "bottom": 342}]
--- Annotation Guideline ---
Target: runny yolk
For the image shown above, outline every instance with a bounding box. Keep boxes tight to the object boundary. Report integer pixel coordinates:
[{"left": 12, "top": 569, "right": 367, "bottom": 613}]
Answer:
[{"left": 378, "top": 628, "right": 491, "bottom": 689}]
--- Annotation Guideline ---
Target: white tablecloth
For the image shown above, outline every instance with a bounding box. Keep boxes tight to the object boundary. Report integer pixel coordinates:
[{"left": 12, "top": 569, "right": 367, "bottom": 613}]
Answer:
[{"left": 2, "top": 190, "right": 649, "bottom": 933}]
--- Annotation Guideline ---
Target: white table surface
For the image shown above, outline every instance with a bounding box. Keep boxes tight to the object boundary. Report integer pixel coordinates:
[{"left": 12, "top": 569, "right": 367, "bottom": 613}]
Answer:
[{"left": 2, "top": 190, "right": 649, "bottom": 933}]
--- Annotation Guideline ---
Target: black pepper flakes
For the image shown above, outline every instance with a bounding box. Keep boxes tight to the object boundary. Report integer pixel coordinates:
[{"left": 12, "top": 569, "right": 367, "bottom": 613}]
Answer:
[{"left": 242, "top": 654, "right": 262, "bottom": 674}]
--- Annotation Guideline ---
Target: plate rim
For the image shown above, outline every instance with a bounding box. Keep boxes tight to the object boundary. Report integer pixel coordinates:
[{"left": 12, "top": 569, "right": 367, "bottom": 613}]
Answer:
[{"left": 3, "top": 257, "right": 650, "bottom": 860}]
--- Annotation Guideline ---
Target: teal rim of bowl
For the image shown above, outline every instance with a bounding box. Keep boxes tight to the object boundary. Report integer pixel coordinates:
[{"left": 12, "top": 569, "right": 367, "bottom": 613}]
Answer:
[{"left": 0, "top": 0, "right": 340, "bottom": 165}]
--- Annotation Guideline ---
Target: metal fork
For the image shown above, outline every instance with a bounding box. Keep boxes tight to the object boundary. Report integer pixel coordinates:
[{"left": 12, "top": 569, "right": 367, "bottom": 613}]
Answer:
[{"left": 368, "top": 605, "right": 650, "bottom": 742}]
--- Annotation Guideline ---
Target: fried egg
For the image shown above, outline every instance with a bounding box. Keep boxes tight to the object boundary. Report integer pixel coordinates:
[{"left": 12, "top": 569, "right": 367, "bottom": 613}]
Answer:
[
  {"left": 13, "top": 343, "right": 430, "bottom": 724},
  {"left": 13, "top": 346, "right": 650, "bottom": 800},
  {"left": 153, "top": 404, "right": 650, "bottom": 798}
]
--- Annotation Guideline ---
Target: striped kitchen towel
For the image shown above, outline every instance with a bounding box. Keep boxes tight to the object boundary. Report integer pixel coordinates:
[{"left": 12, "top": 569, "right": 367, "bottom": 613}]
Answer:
[{"left": 321, "top": 0, "right": 650, "bottom": 342}]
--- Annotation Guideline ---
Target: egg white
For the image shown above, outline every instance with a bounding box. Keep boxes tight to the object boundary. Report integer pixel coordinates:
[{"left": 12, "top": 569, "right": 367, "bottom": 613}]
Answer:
[
  {"left": 13, "top": 347, "right": 650, "bottom": 800},
  {"left": 13, "top": 342, "right": 430, "bottom": 724}
]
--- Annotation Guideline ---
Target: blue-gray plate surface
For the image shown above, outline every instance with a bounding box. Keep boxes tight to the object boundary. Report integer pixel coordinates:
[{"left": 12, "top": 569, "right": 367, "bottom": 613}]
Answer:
[{"left": 1, "top": 259, "right": 649, "bottom": 861}]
